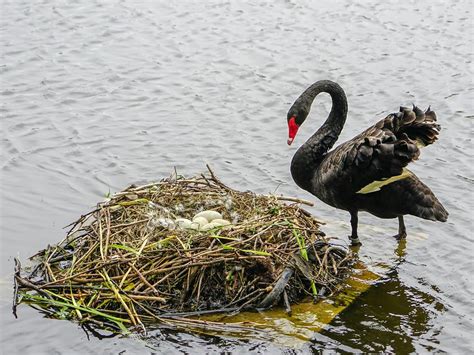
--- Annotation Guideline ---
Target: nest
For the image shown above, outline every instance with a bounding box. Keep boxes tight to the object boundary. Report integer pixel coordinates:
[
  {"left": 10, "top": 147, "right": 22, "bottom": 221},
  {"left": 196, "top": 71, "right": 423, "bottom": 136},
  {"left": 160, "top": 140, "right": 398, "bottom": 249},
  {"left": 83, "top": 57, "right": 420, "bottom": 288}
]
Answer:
[{"left": 14, "top": 167, "right": 354, "bottom": 333}]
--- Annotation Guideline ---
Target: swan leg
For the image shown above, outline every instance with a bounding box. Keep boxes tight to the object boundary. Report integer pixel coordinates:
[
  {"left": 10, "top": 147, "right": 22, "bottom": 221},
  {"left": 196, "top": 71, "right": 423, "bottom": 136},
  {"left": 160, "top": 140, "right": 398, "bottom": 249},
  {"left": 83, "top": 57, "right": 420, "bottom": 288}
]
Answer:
[
  {"left": 348, "top": 210, "right": 362, "bottom": 246},
  {"left": 393, "top": 216, "right": 407, "bottom": 240}
]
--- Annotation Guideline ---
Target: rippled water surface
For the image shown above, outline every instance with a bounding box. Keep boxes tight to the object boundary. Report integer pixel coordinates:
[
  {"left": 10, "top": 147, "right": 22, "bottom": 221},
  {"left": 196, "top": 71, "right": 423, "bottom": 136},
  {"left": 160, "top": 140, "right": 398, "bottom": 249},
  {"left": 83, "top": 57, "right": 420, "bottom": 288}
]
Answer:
[{"left": 1, "top": 0, "right": 473, "bottom": 353}]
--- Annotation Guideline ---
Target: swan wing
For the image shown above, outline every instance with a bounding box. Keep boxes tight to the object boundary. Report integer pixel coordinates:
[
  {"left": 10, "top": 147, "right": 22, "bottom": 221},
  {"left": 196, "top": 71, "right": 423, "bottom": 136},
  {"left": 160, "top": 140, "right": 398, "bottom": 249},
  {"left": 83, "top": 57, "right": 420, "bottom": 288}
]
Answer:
[{"left": 342, "top": 106, "right": 441, "bottom": 194}]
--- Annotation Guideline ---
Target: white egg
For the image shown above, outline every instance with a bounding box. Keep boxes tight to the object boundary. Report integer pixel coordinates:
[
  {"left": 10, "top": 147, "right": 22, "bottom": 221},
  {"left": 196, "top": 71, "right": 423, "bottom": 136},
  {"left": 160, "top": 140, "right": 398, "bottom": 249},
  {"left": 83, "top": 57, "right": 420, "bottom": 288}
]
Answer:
[
  {"left": 193, "top": 210, "right": 223, "bottom": 222},
  {"left": 192, "top": 216, "right": 208, "bottom": 228},
  {"left": 200, "top": 221, "right": 222, "bottom": 231},
  {"left": 201, "top": 219, "right": 232, "bottom": 231},
  {"left": 189, "top": 222, "right": 200, "bottom": 230},
  {"left": 175, "top": 218, "right": 193, "bottom": 229},
  {"left": 210, "top": 219, "right": 231, "bottom": 226}
]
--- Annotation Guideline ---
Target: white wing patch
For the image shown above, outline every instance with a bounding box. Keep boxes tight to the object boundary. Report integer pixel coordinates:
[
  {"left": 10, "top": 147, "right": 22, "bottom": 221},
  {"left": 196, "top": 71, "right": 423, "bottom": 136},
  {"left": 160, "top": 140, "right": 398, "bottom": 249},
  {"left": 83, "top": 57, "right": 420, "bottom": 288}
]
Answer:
[
  {"left": 356, "top": 168, "right": 412, "bottom": 194},
  {"left": 416, "top": 139, "right": 426, "bottom": 148}
]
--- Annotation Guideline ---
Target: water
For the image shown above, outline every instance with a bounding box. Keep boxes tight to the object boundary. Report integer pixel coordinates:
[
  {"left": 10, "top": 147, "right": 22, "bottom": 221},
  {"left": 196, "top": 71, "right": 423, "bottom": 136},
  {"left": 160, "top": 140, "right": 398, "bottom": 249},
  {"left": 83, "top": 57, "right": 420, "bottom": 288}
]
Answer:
[{"left": 1, "top": 0, "right": 473, "bottom": 353}]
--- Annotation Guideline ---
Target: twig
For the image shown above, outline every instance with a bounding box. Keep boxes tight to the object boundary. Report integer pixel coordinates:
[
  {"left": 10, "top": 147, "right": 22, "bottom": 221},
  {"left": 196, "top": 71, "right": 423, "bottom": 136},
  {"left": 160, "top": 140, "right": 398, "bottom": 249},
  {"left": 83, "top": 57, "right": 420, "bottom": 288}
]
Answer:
[
  {"left": 206, "top": 164, "right": 233, "bottom": 191},
  {"left": 159, "top": 307, "right": 241, "bottom": 318},
  {"left": 12, "top": 258, "right": 21, "bottom": 318},
  {"left": 273, "top": 195, "right": 314, "bottom": 207},
  {"left": 129, "top": 263, "right": 159, "bottom": 295}
]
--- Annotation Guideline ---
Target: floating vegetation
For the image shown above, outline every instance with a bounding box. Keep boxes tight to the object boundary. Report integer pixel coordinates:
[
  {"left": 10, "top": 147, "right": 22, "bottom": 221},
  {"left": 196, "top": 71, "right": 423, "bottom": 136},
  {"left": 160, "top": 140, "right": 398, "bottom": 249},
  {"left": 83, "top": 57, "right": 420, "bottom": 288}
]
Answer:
[{"left": 13, "top": 166, "right": 355, "bottom": 334}]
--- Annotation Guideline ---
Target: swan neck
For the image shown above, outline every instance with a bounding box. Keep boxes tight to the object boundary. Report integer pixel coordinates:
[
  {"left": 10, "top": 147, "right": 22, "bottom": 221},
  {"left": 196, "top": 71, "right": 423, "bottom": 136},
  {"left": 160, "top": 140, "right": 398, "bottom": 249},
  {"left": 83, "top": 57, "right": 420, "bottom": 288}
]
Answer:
[
  {"left": 306, "top": 80, "right": 348, "bottom": 137},
  {"left": 290, "top": 80, "right": 348, "bottom": 190}
]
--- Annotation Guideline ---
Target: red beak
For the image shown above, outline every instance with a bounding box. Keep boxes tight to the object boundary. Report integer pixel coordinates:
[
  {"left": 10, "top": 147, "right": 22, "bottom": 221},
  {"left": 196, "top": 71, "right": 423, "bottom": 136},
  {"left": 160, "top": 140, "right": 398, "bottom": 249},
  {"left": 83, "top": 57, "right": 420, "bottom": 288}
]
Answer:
[{"left": 287, "top": 116, "right": 299, "bottom": 146}]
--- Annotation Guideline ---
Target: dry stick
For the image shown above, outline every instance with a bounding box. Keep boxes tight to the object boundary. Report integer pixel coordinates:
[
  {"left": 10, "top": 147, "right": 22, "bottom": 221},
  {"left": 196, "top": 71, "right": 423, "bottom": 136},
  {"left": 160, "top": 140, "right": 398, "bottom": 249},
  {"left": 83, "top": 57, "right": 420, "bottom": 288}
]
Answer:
[
  {"left": 39, "top": 258, "right": 126, "bottom": 287},
  {"left": 151, "top": 270, "right": 177, "bottom": 288},
  {"left": 15, "top": 274, "right": 54, "bottom": 298},
  {"left": 12, "top": 258, "right": 21, "bottom": 318},
  {"left": 273, "top": 196, "right": 314, "bottom": 207},
  {"left": 128, "top": 300, "right": 146, "bottom": 332},
  {"left": 185, "top": 267, "right": 192, "bottom": 295},
  {"left": 336, "top": 254, "right": 353, "bottom": 269},
  {"left": 139, "top": 255, "right": 176, "bottom": 274},
  {"left": 98, "top": 209, "right": 105, "bottom": 260},
  {"left": 330, "top": 254, "right": 339, "bottom": 275},
  {"left": 44, "top": 262, "right": 57, "bottom": 282},
  {"left": 225, "top": 287, "right": 264, "bottom": 308},
  {"left": 33, "top": 288, "right": 166, "bottom": 309},
  {"left": 195, "top": 268, "right": 205, "bottom": 305},
  {"left": 200, "top": 173, "right": 212, "bottom": 188},
  {"left": 119, "top": 237, "right": 148, "bottom": 289},
  {"left": 99, "top": 271, "right": 137, "bottom": 326},
  {"left": 228, "top": 276, "right": 259, "bottom": 305},
  {"left": 71, "top": 241, "right": 100, "bottom": 269},
  {"left": 197, "top": 223, "right": 278, "bottom": 257},
  {"left": 109, "top": 219, "right": 148, "bottom": 231},
  {"left": 18, "top": 283, "right": 163, "bottom": 296},
  {"left": 63, "top": 209, "right": 98, "bottom": 232},
  {"left": 320, "top": 245, "right": 333, "bottom": 272},
  {"left": 206, "top": 164, "right": 233, "bottom": 191},
  {"left": 159, "top": 307, "right": 241, "bottom": 319},
  {"left": 237, "top": 289, "right": 266, "bottom": 310},
  {"left": 123, "top": 296, "right": 165, "bottom": 326},
  {"left": 104, "top": 208, "right": 111, "bottom": 257},
  {"left": 137, "top": 256, "right": 266, "bottom": 278},
  {"left": 121, "top": 292, "right": 166, "bottom": 303},
  {"left": 129, "top": 263, "right": 159, "bottom": 295},
  {"left": 42, "top": 248, "right": 72, "bottom": 265},
  {"left": 124, "top": 179, "right": 213, "bottom": 193},
  {"left": 310, "top": 243, "right": 326, "bottom": 280}
]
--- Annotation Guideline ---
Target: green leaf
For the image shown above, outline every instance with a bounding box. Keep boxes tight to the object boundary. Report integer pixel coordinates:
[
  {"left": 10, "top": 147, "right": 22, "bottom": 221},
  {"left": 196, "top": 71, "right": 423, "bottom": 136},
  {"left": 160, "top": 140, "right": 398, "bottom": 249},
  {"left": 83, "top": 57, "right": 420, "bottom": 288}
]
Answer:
[
  {"left": 20, "top": 292, "right": 130, "bottom": 333},
  {"left": 117, "top": 198, "right": 149, "bottom": 207},
  {"left": 221, "top": 245, "right": 236, "bottom": 251}
]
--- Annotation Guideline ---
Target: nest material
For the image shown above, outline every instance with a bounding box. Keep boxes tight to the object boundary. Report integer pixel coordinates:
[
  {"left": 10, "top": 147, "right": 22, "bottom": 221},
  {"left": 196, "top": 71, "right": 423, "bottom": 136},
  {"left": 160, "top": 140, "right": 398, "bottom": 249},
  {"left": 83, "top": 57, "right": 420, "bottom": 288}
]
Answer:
[{"left": 14, "top": 167, "right": 354, "bottom": 333}]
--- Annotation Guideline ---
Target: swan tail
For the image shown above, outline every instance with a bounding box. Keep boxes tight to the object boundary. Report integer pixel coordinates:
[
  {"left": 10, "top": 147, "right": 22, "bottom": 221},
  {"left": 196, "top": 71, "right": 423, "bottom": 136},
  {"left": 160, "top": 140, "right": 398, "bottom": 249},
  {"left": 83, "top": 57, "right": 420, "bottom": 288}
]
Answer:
[
  {"left": 390, "top": 105, "right": 441, "bottom": 147},
  {"left": 357, "top": 174, "right": 449, "bottom": 222},
  {"left": 403, "top": 176, "right": 449, "bottom": 222}
]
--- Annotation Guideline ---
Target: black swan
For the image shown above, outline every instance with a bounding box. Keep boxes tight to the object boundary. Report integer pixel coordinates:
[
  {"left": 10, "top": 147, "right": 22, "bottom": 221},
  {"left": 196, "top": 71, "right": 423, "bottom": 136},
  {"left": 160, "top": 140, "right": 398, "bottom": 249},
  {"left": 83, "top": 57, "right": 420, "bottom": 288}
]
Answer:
[{"left": 286, "top": 80, "right": 448, "bottom": 245}]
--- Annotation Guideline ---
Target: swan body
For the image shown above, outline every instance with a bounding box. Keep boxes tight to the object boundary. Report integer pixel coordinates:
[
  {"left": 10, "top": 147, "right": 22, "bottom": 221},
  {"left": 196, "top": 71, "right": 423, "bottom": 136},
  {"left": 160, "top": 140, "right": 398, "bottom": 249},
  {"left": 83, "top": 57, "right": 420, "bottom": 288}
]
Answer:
[{"left": 287, "top": 80, "right": 448, "bottom": 245}]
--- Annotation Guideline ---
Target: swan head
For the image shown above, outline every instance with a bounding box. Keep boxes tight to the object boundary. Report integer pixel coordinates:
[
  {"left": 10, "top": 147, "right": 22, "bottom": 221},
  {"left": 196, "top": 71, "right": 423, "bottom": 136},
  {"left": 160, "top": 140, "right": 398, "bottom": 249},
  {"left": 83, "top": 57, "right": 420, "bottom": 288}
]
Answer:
[{"left": 287, "top": 105, "right": 309, "bottom": 145}]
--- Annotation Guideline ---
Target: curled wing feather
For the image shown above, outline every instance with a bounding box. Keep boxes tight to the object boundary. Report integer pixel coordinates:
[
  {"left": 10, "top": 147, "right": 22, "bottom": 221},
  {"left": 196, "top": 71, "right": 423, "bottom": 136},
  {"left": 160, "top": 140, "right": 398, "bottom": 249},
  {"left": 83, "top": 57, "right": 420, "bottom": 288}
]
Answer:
[{"left": 341, "top": 106, "right": 441, "bottom": 193}]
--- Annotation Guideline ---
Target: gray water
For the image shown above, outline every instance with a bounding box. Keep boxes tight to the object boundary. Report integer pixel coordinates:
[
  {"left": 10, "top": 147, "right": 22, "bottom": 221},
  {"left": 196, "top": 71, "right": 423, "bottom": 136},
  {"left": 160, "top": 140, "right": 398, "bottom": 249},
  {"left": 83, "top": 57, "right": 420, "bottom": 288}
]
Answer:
[{"left": 1, "top": 0, "right": 473, "bottom": 353}]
